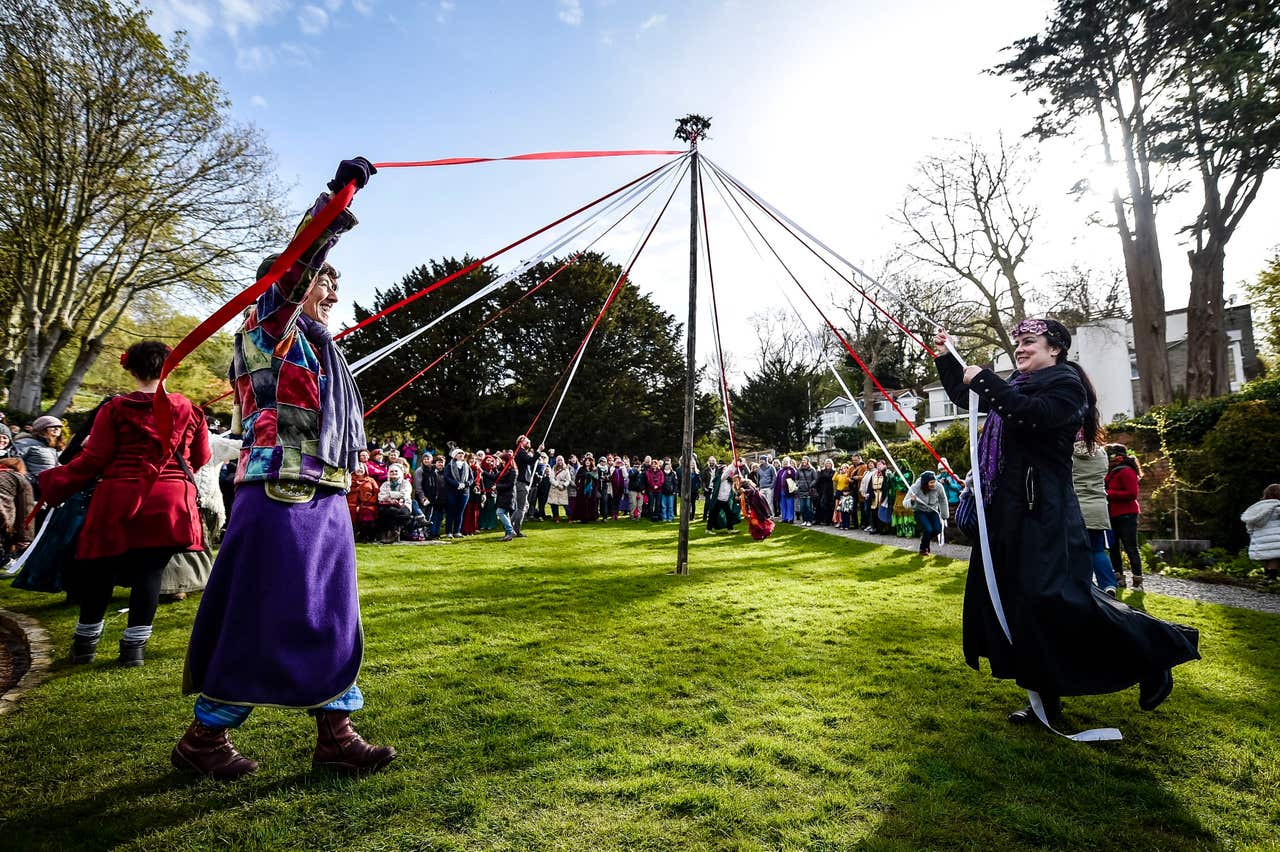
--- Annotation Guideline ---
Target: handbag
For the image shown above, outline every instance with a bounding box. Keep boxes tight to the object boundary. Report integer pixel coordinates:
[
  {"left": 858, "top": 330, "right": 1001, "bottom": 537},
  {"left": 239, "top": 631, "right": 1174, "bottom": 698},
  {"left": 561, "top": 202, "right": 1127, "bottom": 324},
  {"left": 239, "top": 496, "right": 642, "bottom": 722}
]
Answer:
[
  {"left": 786, "top": 478, "right": 798, "bottom": 494},
  {"left": 955, "top": 489, "right": 979, "bottom": 537}
]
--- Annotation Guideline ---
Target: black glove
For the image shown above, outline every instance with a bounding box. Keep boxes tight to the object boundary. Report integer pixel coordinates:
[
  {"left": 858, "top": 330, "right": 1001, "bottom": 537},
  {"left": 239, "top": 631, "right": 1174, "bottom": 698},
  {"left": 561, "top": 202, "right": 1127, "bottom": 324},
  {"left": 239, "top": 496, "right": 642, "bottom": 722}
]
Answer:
[{"left": 328, "top": 156, "right": 377, "bottom": 192}]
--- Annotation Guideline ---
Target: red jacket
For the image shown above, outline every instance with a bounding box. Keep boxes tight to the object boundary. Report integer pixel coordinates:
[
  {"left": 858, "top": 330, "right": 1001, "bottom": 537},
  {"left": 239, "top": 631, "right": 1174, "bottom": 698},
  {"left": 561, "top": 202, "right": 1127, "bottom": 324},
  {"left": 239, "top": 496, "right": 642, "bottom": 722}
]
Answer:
[
  {"left": 1104, "top": 463, "right": 1140, "bottom": 518},
  {"left": 40, "top": 392, "right": 210, "bottom": 560}
]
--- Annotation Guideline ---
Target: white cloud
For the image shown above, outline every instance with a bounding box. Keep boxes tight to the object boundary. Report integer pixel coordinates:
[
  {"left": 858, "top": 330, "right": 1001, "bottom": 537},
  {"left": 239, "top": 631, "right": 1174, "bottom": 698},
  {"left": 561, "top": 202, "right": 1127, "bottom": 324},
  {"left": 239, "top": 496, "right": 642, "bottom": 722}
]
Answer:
[
  {"left": 351, "top": 0, "right": 373, "bottom": 12},
  {"left": 145, "top": 0, "right": 215, "bottom": 40},
  {"left": 557, "top": 0, "right": 582, "bottom": 26},
  {"left": 218, "top": 0, "right": 289, "bottom": 39},
  {"left": 639, "top": 13, "right": 666, "bottom": 31},
  {"left": 298, "top": 4, "right": 329, "bottom": 34},
  {"left": 437, "top": 0, "right": 455, "bottom": 24},
  {"left": 278, "top": 42, "right": 316, "bottom": 65},
  {"left": 235, "top": 44, "right": 275, "bottom": 71},
  {"left": 249, "top": 94, "right": 269, "bottom": 108}
]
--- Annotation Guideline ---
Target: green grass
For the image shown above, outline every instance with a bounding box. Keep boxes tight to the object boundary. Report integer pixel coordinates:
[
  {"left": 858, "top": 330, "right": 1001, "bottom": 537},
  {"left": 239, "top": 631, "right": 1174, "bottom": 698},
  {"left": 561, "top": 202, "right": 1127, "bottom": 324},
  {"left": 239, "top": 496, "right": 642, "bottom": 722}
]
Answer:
[{"left": 1, "top": 523, "right": 1278, "bottom": 851}]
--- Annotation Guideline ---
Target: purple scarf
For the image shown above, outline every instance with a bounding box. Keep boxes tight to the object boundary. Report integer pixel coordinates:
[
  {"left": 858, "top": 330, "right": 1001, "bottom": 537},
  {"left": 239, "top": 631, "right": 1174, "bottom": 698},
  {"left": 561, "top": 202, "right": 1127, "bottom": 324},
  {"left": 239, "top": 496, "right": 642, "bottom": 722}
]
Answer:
[
  {"left": 976, "top": 370, "right": 1030, "bottom": 504},
  {"left": 299, "top": 313, "right": 366, "bottom": 473}
]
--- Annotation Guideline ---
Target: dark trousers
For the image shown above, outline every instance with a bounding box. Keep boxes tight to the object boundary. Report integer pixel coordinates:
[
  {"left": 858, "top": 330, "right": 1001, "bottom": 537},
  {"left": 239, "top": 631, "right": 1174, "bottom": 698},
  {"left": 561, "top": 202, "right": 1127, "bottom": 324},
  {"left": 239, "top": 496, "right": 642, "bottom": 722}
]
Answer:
[
  {"left": 1109, "top": 512, "right": 1142, "bottom": 577},
  {"left": 446, "top": 490, "right": 469, "bottom": 536},
  {"left": 706, "top": 498, "right": 734, "bottom": 531},
  {"left": 76, "top": 548, "right": 174, "bottom": 628},
  {"left": 915, "top": 510, "right": 942, "bottom": 551}
]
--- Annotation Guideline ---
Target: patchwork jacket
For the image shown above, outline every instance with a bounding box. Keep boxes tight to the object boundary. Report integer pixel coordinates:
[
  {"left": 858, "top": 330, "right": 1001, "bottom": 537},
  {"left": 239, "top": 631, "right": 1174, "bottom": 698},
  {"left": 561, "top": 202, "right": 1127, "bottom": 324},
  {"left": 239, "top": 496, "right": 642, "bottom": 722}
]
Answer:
[{"left": 232, "top": 192, "right": 356, "bottom": 490}]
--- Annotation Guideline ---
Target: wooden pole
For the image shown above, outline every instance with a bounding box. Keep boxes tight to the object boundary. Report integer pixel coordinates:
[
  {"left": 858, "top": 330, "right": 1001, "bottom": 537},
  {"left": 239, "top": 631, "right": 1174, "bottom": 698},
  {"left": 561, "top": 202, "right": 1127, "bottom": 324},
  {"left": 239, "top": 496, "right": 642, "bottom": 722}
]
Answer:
[{"left": 676, "top": 146, "right": 699, "bottom": 575}]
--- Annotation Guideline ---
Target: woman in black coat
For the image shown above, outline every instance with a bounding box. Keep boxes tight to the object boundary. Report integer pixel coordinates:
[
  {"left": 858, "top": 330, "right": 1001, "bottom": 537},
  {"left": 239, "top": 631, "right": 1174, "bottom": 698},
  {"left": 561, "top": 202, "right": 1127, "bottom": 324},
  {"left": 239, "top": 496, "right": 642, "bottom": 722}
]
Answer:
[
  {"left": 934, "top": 319, "right": 1199, "bottom": 726},
  {"left": 813, "top": 460, "right": 836, "bottom": 526}
]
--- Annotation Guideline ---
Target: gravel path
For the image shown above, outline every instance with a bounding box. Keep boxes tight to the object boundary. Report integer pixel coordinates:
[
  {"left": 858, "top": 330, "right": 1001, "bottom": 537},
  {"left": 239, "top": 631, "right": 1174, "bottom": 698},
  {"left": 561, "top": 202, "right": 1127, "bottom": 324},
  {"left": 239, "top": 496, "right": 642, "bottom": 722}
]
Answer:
[{"left": 803, "top": 523, "right": 1280, "bottom": 615}]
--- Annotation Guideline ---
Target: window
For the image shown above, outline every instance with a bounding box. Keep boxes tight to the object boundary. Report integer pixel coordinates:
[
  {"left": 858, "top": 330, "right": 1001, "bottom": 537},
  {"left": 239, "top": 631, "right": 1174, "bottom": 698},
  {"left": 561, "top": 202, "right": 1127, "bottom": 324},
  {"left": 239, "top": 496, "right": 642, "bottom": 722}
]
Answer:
[{"left": 943, "top": 401, "right": 956, "bottom": 418}]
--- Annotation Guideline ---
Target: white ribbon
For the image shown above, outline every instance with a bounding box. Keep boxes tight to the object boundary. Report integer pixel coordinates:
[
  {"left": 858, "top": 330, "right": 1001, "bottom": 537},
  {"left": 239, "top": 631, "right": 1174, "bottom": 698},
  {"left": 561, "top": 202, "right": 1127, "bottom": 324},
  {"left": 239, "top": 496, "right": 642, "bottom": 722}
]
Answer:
[{"left": 6, "top": 507, "right": 56, "bottom": 575}]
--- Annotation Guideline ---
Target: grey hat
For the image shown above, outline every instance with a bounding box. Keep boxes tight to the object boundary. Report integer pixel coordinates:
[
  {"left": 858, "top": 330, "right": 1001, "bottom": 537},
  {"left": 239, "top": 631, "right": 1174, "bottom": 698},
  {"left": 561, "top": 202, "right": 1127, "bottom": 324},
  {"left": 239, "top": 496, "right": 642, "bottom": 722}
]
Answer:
[
  {"left": 0, "top": 424, "right": 11, "bottom": 441},
  {"left": 31, "top": 415, "right": 62, "bottom": 431}
]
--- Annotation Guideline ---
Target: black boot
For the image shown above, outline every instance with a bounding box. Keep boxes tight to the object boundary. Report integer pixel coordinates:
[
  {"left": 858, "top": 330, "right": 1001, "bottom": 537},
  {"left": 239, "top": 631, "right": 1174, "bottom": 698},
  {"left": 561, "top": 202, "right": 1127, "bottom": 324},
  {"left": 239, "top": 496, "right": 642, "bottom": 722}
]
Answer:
[
  {"left": 118, "top": 638, "right": 147, "bottom": 667},
  {"left": 1008, "top": 696, "right": 1062, "bottom": 725},
  {"left": 70, "top": 634, "right": 99, "bottom": 664}
]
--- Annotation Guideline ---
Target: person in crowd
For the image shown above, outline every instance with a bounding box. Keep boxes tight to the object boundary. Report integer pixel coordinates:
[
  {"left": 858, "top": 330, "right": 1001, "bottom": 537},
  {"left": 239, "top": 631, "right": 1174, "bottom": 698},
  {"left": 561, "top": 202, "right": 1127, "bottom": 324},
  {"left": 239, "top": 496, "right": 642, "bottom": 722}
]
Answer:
[
  {"left": 831, "top": 463, "right": 850, "bottom": 525},
  {"left": 702, "top": 455, "right": 719, "bottom": 519},
  {"left": 644, "top": 457, "right": 665, "bottom": 521},
  {"left": 863, "top": 461, "right": 889, "bottom": 533},
  {"left": 364, "top": 448, "right": 388, "bottom": 484},
  {"left": 16, "top": 414, "right": 64, "bottom": 488},
  {"left": 400, "top": 440, "right": 417, "bottom": 470},
  {"left": 737, "top": 474, "right": 775, "bottom": 541},
  {"left": 478, "top": 454, "right": 498, "bottom": 532},
  {"left": 532, "top": 451, "right": 551, "bottom": 521},
  {"left": 443, "top": 448, "right": 473, "bottom": 539},
  {"left": 683, "top": 455, "right": 702, "bottom": 521},
  {"left": 0, "top": 424, "right": 16, "bottom": 460},
  {"left": 937, "top": 459, "right": 963, "bottom": 512},
  {"left": 0, "top": 457, "right": 35, "bottom": 570},
  {"left": 794, "top": 457, "right": 817, "bottom": 526},
  {"left": 933, "top": 320, "right": 1198, "bottom": 727},
  {"left": 1242, "top": 484, "right": 1280, "bottom": 580},
  {"left": 776, "top": 457, "right": 797, "bottom": 523},
  {"left": 178, "top": 159, "right": 396, "bottom": 782},
  {"left": 377, "top": 463, "right": 414, "bottom": 543},
  {"left": 37, "top": 340, "right": 209, "bottom": 670},
  {"left": 660, "top": 458, "right": 677, "bottom": 522},
  {"left": 511, "top": 435, "right": 541, "bottom": 535},
  {"left": 161, "top": 432, "right": 244, "bottom": 601},
  {"left": 1105, "top": 444, "right": 1144, "bottom": 589},
  {"left": 904, "top": 470, "right": 949, "bottom": 556},
  {"left": 813, "top": 458, "right": 836, "bottom": 526},
  {"left": 848, "top": 456, "right": 868, "bottom": 527},
  {"left": 346, "top": 460, "right": 380, "bottom": 542},
  {"left": 624, "top": 457, "right": 642, "bottom": 519},
  {"left": 1072, "top": 432, "right": 1119, "bottom": 597},
  {"left": 548, "top": 457, "right": 572, "bottom": 521},
  {"left": 755, "top": 456, "right": 776, "bottom": 517},
  {"left": 608, "top": 455, "right": 627, "bottom": 521},
  {"left": 493, "top": 451, "right": 519, "bottom": 541},
  {"left": 574, "top": 455, "right": 601, "bottom": 523},
  {"left": 566, "top": 454, "right": 579, "bottom": 518},
  {"left": 462, "top": 452, "right": 483, "bottom": 536},
  {"left": 419, "top": 454, "right": 448, "bottom": 539},
  {"left": 888, "top": 468, "right": 916, "bottom": 538}
]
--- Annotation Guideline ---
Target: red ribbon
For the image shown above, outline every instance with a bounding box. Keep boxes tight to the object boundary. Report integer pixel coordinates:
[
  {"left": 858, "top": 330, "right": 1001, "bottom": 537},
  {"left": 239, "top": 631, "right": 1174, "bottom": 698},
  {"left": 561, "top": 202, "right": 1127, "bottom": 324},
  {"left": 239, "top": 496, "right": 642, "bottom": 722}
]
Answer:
[
  {"left": 372, "top": 150, "right": 684, "bottom": 169},
  {"left": 155, "top": 181, "right": 358, "bottom": 454}
]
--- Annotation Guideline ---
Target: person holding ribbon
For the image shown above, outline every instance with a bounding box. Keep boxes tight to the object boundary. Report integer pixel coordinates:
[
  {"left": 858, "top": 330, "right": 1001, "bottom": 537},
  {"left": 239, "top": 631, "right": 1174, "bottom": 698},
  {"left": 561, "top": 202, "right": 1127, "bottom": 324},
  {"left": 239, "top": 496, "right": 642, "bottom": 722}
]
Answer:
[
  {"left": 933, "top": 318, "right": 1200, "bottom": 728},
  {"left": 174, "top": 157, "right": 396, "bottom": 781}
]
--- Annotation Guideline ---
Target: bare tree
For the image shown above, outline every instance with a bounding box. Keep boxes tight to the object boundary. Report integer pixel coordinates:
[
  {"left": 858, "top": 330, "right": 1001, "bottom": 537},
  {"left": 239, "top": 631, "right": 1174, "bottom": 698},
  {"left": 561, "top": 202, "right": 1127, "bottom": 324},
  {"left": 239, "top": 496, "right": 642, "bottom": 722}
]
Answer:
[
  {"left": 1041, "top": 264, "right": 1131, "bottom": 327},
  {"left": 895, "top": 135, "right": 1035, "bottom": 362},
  {"left": 0, "top": 0, "right": 287, "bottom": 415}
]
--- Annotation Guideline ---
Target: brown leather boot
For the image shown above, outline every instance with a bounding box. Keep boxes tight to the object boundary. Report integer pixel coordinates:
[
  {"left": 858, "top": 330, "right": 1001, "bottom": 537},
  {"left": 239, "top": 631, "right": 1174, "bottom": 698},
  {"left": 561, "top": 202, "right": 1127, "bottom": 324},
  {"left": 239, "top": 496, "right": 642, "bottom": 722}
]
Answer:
[
  {"left": 312, "top": 711, "right": 396, "bottom": 774},
  {"left": 170, "top": 720, "right": 259, "bottom": 781}
]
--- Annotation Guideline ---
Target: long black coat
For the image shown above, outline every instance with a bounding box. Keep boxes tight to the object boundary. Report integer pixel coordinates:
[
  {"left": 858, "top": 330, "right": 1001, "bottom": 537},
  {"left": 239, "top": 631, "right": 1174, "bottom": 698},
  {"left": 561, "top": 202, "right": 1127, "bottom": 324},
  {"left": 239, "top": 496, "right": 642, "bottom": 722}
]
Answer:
[{"left": 937, "top": 353, "right": 1199, "bottom": 697}]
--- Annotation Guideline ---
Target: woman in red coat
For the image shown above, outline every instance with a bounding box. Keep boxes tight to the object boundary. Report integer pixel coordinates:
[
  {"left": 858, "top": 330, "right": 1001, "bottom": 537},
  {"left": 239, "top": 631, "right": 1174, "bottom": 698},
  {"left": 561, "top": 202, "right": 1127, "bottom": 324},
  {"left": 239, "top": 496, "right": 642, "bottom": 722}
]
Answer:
[
  {"left": 1104, "top": 444, "right": 1144, "bottom": 589},
  {"left": 39, "top": 341, "right": 210, "bottom": 667}
]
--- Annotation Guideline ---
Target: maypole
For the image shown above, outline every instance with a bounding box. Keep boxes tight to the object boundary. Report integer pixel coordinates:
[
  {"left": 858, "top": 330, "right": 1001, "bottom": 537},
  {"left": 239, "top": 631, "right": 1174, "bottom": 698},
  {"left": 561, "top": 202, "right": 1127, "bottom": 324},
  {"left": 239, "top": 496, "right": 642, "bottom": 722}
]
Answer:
[{"left": 674, "top": 114, "right": 711, "bottom": 576}]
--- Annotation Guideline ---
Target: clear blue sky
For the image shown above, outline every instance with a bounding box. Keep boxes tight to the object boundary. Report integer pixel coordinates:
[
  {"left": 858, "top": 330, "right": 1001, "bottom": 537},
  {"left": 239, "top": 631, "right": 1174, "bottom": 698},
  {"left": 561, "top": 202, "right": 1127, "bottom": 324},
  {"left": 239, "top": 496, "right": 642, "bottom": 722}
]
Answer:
[{"left": 144, "top": 0, "right": 1278, "bottom": 380}]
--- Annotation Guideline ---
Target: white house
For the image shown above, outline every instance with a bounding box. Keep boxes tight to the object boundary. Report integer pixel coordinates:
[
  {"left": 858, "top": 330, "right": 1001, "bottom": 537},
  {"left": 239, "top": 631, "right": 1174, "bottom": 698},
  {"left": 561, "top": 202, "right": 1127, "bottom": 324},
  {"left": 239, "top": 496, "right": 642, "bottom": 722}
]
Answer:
[{"left": 815, "top": 391, "right": 919, "bottom": 449}]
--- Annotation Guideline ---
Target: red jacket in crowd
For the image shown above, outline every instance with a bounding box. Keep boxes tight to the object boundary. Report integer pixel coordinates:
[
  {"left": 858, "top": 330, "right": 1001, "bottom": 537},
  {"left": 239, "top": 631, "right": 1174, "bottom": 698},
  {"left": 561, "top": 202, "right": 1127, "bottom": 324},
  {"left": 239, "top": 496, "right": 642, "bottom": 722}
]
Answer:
[
  {"left": 1104, "top": 462, "right": 1141, "bottom": 518},
  {"left": 39, "top": 392, "right": 209, "bottom": 561}
]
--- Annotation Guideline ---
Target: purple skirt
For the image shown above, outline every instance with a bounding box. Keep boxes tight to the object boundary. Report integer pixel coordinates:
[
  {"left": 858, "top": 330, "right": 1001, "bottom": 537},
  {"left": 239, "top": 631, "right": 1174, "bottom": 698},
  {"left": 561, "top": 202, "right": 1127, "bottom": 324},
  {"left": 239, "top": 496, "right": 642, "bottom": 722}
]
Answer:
[{"left": 182, "top": 483, "right": 362, "bottom": 708}]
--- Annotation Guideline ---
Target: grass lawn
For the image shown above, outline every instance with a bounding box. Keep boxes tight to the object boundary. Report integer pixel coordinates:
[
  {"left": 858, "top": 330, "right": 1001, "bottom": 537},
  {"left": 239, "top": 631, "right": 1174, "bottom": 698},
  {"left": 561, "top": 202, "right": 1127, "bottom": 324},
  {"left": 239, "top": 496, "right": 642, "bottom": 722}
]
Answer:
[{"left": 1, "top": 522, "right": 1278, "bottom": 850}]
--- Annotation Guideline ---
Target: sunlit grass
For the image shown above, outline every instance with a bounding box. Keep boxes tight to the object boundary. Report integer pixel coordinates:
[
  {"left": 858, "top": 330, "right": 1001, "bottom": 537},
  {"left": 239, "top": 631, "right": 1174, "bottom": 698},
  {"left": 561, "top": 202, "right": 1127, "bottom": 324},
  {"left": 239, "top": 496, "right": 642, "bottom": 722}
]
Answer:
[{"left": 1, "top": 522, "right": 1277, "bottom": 850}]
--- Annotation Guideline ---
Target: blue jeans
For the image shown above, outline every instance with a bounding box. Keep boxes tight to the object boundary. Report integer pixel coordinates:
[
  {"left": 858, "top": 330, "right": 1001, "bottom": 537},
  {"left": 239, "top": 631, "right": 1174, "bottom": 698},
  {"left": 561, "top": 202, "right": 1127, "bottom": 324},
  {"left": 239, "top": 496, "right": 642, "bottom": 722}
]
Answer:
[
  {"left": 496, "top": 507, "right": 515, "bottom": 536},
  {"left": 427, "top": 504, "right": 443, "bottom": 538},
  {"left": 796, "top": 495, "right": 812, "bottom": 522},
  {"left": 780, "top": 491, "right": 795, "bottom": 522},
  {"left": 1089, "top": 529, "right": 1118, "bottom": 590},
  {"left": 661, "top": 494, "right": 675, "bottom": 521},
  {"left": 194, "top": 685, "right": 364, "bottom": 729},
  {"left": 915, "top": 510, "right": 942, "bottom": 550}
]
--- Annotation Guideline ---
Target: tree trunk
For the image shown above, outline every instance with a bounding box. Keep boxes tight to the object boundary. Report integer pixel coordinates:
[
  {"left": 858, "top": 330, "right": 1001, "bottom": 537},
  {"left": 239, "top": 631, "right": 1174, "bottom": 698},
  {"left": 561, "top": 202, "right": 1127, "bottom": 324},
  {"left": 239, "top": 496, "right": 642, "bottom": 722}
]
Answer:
[
  {"left": 8, "top": 313, "right": 68, "bottom": 417},
  {"left": 862, "top": 371, "right": 876, "bottom": 427},
  {"left": 1185, "top": 240, "right": 1229, "bottom": 400},
  {"left": 1118, "top": 199, "right": 1173, "bottom": 411},
  {"left": 48, "top": 336, "right": 106, "bottom": 417}
]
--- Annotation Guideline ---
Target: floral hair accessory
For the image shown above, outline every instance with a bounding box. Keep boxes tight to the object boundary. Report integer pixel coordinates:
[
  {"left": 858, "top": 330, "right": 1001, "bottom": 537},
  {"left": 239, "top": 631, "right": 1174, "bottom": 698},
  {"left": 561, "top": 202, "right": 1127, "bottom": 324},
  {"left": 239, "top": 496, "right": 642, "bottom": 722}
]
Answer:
[
  {"left": 119, "top": 352, "right": 129, "bottom": 367},
  {"left": 1011, "top": 318, "right": 1071, "bottom": 351}
]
